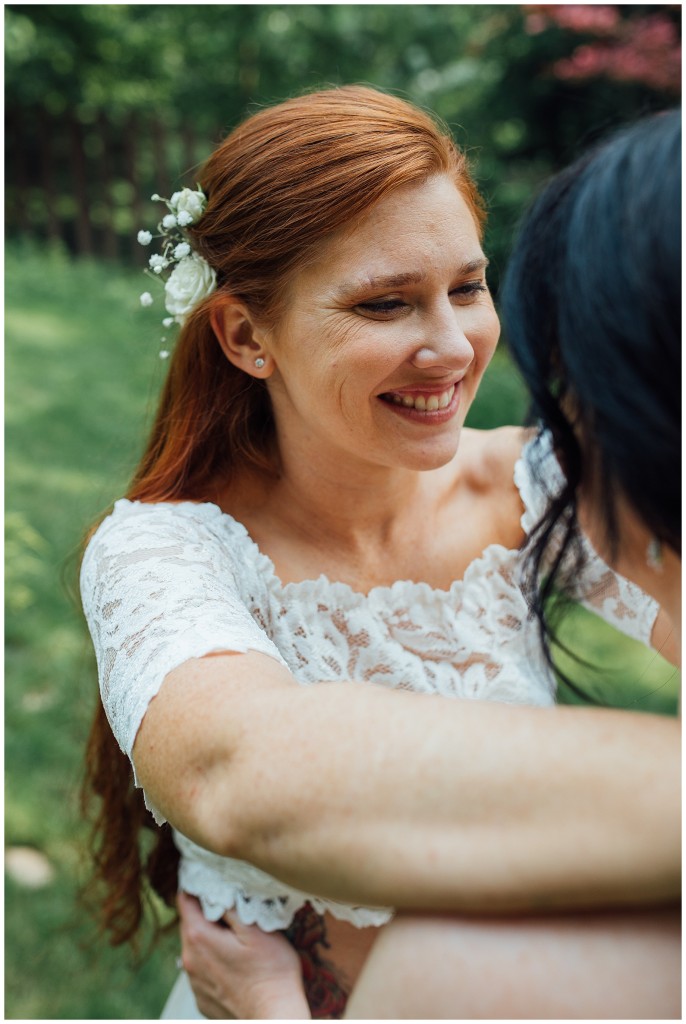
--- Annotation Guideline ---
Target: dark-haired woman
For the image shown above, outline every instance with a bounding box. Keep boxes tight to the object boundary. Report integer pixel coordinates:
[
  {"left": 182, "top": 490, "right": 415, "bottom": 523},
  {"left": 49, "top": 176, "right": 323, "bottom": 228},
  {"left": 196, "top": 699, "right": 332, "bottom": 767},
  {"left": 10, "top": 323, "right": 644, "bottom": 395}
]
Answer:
[
  {"left": 80, "top": 90, "right": 679, "bottom": 1019},
  {"left": 343, "top": 109, "right": 682, "bottom": 1019}
]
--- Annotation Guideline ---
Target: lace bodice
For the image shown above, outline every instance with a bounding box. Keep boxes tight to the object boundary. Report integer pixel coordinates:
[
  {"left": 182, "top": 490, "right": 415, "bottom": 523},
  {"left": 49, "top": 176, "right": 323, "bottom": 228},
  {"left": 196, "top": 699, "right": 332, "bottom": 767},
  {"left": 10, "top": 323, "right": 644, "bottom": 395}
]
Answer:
[{"left": 80, "top": 433, "right": 659, "bottom": 931}]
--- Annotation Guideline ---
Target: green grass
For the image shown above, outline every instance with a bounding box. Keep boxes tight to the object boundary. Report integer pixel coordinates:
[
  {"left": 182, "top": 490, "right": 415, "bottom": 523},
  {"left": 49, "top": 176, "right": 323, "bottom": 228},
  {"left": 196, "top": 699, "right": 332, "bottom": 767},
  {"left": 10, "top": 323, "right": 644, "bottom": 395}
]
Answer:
[
  {"left": 5, "top": 241, "right": 678, "bottom": 1019},
  {"left": 6, "top": 241, "right": 178, "bottom": 1019}
]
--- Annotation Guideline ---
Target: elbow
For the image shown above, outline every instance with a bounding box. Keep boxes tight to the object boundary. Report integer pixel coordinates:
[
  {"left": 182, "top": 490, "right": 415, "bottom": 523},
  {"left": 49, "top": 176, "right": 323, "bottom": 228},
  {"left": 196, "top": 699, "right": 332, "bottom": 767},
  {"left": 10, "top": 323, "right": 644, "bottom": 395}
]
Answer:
[{"left": 172, "top": 755, "right": 288, "bottom": 866}]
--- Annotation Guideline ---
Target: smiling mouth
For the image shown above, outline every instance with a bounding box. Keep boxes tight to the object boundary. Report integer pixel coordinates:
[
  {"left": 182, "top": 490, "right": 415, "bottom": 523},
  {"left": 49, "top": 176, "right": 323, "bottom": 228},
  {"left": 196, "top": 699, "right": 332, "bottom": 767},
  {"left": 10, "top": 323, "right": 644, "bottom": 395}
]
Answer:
[{"left": 379, "top": 383, "right": 456, "bottom": 412}]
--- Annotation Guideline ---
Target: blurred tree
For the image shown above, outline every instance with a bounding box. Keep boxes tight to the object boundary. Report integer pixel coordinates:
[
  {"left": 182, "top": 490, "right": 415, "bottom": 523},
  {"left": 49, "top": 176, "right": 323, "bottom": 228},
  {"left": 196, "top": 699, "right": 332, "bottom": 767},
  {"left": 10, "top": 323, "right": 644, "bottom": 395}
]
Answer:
[
  {"left": 525, "top": 4, "right": 681, "bottom": 93},
  {"left": 5, "top": 3, "right": 680, "bottom": 275}
]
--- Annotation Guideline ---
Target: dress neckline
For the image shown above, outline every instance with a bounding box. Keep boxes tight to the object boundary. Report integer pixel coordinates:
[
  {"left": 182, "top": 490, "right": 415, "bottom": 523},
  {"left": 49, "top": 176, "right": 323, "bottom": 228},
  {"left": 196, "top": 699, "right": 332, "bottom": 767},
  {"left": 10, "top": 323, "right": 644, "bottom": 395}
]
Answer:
[{"left": 115, "top": 436, "right": 540, "bottom": 602}]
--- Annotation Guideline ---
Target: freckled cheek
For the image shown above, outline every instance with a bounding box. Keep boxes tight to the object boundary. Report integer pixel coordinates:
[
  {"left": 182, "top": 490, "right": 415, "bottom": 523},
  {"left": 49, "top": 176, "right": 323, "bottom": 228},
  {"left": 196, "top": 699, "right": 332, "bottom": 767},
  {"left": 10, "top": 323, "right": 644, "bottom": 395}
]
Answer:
[
  {"left": 320, "top": 321, "right": 394, "bottom": 420},
  {"left": 469, "top": 307, "right": 500, "bottom": 371}
]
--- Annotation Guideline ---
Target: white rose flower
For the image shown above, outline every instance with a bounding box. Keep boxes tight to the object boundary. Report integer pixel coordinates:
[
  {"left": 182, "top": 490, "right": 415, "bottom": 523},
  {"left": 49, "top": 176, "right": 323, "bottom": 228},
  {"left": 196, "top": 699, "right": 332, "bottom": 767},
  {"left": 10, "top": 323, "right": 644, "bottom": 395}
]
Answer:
[
  {"left": 174, "top": 242, "right": 191, "bottom": 259},
  {"left": 164, "top": 253, "right": 217, "bottom": 323},
  {"left": 170, "top": 187, "right": 206, "bottom": 224},
  {"left": 137, "top": 230, "right": 152, "bottom": 246},
  {"left": 140, "top": 292, "right": 154, "bottom": 307},
  {"left": 162, "top": 213, "right": 177, "bottom": 229}
]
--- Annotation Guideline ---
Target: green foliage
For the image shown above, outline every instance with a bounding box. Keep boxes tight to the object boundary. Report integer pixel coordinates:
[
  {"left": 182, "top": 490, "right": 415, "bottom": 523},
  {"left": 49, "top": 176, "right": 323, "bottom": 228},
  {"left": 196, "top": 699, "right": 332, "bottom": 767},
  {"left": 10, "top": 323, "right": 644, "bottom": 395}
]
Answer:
[{"left": 6, "top": 5, "right": 679, "bottom": 284}]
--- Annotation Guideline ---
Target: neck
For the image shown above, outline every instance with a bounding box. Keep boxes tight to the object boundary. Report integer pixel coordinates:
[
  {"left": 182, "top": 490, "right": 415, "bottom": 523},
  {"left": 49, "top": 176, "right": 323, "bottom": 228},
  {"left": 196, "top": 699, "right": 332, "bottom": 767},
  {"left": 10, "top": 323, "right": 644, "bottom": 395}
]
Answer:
[{"left": 271, "top": 441, "right": 437, "bottom": 551}]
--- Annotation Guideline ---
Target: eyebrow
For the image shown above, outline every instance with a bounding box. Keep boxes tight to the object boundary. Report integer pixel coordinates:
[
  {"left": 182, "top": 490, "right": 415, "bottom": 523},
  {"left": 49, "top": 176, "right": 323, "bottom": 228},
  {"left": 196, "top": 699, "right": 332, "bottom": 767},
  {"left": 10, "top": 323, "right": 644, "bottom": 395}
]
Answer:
[{"left": 336, "top": 256, "right": 490, "bottom": 297}]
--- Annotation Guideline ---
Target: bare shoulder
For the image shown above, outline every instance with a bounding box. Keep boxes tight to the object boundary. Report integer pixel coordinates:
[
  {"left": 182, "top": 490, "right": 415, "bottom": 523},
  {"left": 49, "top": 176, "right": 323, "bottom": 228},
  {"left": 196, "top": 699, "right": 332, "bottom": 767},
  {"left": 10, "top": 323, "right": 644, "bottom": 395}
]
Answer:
[{"left": 459, "top": 426, "right": 532, "bottom": 496}]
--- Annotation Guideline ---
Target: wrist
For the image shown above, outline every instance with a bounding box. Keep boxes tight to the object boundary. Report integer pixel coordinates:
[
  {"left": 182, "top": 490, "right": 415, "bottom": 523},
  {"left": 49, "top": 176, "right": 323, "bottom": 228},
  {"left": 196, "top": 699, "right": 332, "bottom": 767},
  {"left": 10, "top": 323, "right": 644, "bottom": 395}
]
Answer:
[{"left": 256, "top": 988, "right": 311, "bottom": 1020}]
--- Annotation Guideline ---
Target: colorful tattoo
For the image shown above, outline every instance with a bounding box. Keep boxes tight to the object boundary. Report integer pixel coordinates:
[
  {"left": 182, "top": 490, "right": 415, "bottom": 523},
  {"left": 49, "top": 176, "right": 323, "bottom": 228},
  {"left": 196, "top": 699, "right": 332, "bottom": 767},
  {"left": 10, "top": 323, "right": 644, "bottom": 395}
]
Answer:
[{"left": 283, "top": 903, "right": 350, "bottom": 1019}]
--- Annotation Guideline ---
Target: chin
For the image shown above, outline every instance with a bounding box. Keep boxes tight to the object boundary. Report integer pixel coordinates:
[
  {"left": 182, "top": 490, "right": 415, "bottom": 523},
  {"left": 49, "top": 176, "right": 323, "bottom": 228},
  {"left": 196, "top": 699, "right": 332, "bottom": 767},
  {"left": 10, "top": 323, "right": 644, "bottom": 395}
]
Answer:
[{"left": 399, "top": 436, "right": 462, "bottom": 472}]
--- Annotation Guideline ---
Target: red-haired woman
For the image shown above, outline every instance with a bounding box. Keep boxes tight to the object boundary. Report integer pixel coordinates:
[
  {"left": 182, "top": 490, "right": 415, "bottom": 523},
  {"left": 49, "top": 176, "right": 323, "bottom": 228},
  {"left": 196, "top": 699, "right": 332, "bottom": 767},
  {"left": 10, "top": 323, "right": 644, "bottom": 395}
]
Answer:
[{"left": 81, "top": 87, "right": 679, "bottom": 1019}]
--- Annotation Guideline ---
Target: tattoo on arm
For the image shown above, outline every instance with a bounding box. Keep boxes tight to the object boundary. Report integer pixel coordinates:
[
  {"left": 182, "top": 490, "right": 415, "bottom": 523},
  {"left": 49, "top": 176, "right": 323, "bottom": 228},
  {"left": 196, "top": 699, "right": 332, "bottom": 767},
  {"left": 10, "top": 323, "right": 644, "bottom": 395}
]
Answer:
[{"left": 283, "top": 903, "right": 350, "bottom": 1019}]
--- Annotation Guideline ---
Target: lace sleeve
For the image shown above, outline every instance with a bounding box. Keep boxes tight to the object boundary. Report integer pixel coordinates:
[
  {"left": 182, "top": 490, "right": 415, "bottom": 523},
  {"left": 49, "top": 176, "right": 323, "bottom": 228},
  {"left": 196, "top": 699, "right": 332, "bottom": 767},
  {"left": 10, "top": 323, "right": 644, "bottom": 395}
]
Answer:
[
  {"left": 515, "top": 432, "right": 659, "bottom": 648},
  {"left": 80, "top": 500, "right": 289, "bottom": 821}
]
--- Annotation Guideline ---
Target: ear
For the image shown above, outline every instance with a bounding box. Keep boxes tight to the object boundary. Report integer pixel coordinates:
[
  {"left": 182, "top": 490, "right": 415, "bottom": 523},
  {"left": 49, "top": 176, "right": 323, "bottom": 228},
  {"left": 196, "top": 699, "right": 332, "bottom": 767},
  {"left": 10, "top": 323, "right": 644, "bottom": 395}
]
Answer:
[{"left": 209, "top": 296, "right": 273, "bottom": 378}]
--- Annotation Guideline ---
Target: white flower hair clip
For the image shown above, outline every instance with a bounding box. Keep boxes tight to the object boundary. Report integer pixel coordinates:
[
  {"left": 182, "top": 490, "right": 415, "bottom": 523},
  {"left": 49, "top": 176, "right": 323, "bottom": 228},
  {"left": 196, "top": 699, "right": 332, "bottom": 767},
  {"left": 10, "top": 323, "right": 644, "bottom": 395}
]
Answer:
[{"left": 137, "top": 186, "right": 217, "bottom": 358}]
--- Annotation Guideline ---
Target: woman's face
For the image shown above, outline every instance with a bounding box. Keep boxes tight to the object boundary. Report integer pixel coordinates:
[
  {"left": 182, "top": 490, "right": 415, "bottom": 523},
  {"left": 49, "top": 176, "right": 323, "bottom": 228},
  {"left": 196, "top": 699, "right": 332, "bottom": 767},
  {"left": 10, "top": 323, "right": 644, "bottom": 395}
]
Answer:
[{"left": 263, "top": 173, "right": 500, "bottom": 473}]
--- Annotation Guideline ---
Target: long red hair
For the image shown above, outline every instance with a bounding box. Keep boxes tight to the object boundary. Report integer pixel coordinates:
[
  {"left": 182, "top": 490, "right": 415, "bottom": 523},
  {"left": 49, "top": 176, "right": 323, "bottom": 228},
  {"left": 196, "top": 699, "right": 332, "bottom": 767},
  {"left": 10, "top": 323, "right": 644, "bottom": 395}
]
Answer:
[{"left": 82, "top": 85, "right": 486, "bottom": 944}]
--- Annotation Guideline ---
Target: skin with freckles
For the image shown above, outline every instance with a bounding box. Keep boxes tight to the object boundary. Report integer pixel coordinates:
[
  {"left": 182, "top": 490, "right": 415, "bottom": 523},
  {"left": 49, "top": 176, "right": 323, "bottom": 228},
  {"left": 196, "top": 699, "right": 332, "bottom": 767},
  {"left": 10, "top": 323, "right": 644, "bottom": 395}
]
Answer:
[
  {"left": 156, "top": 175, "right": 678, "bottom": 1019},
  {"left": 210, "top": 174, "right": 513, "bottom": 596},
  {"left": 254, "top": 174, "right": 499, "bottom": 477}
]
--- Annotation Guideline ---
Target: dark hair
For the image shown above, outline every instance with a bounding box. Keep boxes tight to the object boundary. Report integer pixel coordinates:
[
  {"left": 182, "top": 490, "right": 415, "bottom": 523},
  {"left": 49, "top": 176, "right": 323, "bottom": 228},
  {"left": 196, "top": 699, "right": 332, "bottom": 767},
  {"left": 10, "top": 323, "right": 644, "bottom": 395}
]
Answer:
[{"left": 501, "top": 110, "right": 681, "bottom": 665}]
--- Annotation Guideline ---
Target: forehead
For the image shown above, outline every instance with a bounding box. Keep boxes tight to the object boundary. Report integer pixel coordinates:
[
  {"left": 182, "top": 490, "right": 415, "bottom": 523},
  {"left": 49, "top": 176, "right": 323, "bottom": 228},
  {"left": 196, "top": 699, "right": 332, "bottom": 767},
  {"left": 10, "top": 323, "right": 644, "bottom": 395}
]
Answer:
[{"left": 296, "top": 174, "right": 484, "bottom": 294}]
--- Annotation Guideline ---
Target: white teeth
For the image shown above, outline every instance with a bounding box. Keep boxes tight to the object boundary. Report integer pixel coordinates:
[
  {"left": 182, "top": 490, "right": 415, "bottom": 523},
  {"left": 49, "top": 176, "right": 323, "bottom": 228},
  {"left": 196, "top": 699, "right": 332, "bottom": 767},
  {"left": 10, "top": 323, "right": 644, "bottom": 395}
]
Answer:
[
  {"left": 438, "top": 386, "right": 454, "bottom": 409},
  {"left": 385, "top": 383, "right": 456, "bottom": 411}
]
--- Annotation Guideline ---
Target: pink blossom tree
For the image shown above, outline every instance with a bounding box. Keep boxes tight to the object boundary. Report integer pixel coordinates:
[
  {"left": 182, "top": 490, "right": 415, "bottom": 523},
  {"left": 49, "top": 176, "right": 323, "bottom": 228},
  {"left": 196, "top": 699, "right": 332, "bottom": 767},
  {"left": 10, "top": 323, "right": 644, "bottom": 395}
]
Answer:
[{"left": 524, "top": 4, "right": 681, "bottom": 94}]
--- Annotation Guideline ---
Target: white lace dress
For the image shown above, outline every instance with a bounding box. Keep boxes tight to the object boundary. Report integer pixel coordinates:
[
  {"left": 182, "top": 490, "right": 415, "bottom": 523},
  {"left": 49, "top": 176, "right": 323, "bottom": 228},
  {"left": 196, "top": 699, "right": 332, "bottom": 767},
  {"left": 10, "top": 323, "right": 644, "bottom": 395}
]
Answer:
[{"left": 80, "top": 433, "right": 659, "bottom": 1014}]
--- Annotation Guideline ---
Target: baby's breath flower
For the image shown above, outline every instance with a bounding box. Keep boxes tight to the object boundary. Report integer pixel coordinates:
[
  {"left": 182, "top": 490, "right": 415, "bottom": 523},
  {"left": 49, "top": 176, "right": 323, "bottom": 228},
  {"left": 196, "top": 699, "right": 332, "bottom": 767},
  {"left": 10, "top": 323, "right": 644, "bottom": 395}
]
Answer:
[
  {"left": 170, "top": 187, "right": 207, "bottom": 224},
  {"left": 149, "top": 254, "right": 168, "bottom": 273},
  {"left": 138, "top": 183, "right": 212, "bottom": 353}
]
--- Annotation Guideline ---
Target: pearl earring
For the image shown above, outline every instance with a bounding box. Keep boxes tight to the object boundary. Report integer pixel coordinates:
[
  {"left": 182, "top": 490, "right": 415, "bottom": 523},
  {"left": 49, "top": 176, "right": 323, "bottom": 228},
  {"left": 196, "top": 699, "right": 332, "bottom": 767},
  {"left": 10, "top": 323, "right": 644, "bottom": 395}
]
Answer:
[{"left": 254, "top": 357, "right": 265, "bottom": 369}]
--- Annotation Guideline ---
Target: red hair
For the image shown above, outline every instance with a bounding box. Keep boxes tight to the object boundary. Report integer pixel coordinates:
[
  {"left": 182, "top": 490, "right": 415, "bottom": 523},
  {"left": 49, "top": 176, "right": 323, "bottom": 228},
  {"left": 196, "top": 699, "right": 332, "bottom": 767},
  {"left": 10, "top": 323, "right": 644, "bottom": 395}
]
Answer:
[{"left": 83, "top": 85, "right": 486, "bottom": 944}]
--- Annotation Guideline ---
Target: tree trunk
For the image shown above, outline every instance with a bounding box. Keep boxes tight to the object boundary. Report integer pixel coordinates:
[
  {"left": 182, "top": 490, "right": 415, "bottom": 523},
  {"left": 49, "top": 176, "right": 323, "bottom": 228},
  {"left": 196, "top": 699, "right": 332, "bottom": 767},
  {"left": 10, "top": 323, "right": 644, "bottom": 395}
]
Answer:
[
  {"left": 68, "top": 113, "right": 93, "bottom": 256},
  {"left": 124, "top": 112, "right": 145, "bottom": 263},
  {"left": 38, "top": 110, "right": 62, "bottom": 246},
  {"left": 6, "top": 111, "right": 31, "bottom": 236},
  {"left": 96, "top": 110, "right": 119, "bottom": 261},
  {"left": 151, "top": 116, "right": 168, "bottom": 193}
]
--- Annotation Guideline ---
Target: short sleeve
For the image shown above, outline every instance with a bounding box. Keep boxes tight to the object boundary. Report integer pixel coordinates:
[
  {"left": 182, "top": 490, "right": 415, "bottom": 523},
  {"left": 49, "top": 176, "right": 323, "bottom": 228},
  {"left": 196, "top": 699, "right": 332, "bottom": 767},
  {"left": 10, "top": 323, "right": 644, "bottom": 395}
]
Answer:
[
  {"left": 80, "top": 500, "right": 289, "bottom": 817},
  {"left": 515, "top": 432, "right": 660, "bottom": 648}
]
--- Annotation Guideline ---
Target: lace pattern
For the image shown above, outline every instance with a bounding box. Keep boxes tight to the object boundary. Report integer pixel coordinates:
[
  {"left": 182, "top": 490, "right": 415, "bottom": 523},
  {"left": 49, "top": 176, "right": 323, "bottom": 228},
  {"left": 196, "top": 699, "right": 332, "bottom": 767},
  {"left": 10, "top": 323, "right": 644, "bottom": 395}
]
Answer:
[
  {"left": 80, "top": 432, "right": 659, "bottom": 930},
  {"left": 514, "top": 432, "right": 659, "bottom": 645}
]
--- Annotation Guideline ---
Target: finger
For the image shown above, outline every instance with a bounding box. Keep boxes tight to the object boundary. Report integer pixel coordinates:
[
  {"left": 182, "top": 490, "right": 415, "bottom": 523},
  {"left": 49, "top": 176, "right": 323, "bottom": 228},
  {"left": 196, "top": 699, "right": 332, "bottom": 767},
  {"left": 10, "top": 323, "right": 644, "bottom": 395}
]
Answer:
[
  {"left": 221, "top": 906, "right": 241, "bottom": 928},
  {"left": 221, "top": 907, "right": 266, "bottom": 944},
  {"left": 177, "top": 890, "right": 205, "bottom": 922},
  {"left": 178, "top": 893, "right": 242, "bottom": 961}
]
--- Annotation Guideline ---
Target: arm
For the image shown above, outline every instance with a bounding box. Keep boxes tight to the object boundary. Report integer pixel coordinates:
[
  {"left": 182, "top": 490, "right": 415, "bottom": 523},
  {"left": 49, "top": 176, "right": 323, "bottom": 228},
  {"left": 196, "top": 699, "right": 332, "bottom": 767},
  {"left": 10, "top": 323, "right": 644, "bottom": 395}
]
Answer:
[
  {"left": 134, "top": 650, "right": 680, "bottom": 914},
  {"left": 345, "top": 908, "right": 681, "bottom": 1019}
]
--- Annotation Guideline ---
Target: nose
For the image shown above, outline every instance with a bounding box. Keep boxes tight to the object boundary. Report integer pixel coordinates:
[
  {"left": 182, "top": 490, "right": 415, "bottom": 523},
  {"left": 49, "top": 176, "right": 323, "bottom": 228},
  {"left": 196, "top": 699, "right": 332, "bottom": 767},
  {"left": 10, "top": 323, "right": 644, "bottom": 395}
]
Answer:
[{"left": 410, "top": 308, "right": 475, "bottom": 373}]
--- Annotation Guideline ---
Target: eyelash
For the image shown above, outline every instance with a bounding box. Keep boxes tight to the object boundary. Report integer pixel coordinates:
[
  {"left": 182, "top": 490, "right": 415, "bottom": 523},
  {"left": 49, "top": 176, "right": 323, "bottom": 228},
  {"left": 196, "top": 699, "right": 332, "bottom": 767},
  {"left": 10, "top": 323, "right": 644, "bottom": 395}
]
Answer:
[{"left": 358, "top": 282, "right": 487, "bottom": 315}]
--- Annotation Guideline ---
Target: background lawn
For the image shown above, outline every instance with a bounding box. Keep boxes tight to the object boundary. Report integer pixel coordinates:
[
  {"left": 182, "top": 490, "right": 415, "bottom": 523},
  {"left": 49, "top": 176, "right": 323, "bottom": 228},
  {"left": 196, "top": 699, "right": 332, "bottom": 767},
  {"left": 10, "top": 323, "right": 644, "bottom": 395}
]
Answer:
[{"left": 5, "top": 241, "right": 678, "bottom": 1020}]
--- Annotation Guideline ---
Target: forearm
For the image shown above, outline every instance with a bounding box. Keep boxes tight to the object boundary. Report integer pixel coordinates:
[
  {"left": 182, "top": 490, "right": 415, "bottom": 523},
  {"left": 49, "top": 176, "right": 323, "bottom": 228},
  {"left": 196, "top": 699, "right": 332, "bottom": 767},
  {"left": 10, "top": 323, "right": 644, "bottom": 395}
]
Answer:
[
  {"left": 229, "top": 687, "right": 679, "bottom": 912},
  {"left": 135, "top": 654, "right": 680, "bottom": 913}
]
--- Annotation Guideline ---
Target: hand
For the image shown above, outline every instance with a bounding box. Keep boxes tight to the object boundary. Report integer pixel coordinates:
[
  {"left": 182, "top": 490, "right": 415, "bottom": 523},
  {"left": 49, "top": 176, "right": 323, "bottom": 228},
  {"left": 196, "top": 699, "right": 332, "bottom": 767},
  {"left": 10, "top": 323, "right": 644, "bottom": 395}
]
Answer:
[{"left": 177, "top": 891, "right": 311, "bottom": 1019}]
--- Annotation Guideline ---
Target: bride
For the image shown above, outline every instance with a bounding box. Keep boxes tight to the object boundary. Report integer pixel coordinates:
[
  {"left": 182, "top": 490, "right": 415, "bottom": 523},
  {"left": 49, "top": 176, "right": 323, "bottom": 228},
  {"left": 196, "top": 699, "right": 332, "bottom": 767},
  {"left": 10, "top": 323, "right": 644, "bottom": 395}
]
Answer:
[{"left": 80, "top": 87, "right": 679, "bottom": 1019}]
